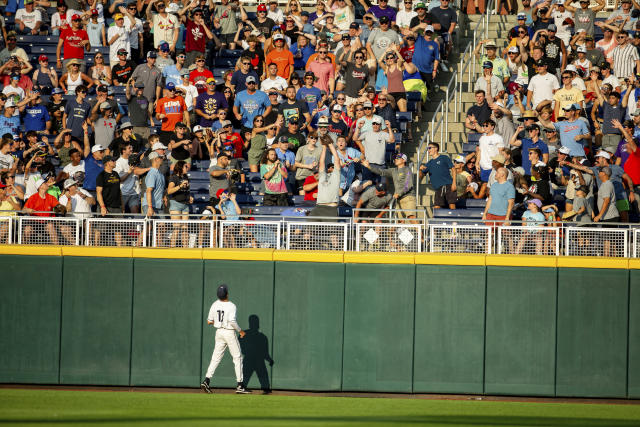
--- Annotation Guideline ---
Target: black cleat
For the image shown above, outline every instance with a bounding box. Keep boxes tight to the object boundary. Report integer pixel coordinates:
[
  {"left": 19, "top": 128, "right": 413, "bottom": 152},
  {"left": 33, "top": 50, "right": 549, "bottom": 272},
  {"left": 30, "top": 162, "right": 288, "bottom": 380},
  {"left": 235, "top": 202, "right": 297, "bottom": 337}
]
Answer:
[
  {"left": 200, "top": 380, "right": 212, "bottom": 394},
  {"left": 235, "top": 385, "right": 251, "bottom": 394}
]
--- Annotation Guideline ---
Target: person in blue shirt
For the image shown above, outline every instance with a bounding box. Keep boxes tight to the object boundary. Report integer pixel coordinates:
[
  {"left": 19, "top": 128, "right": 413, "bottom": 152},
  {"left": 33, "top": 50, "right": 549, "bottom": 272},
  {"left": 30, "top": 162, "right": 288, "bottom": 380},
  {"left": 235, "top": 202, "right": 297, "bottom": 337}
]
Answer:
[
  {"left": 215, "top": 189, "right": 241, "bottom": 221},
  {"left": 550, "top": 103, "right": 591, "bottom": 157},
  {"left": 509, "top": 123, "right": 549, "bottom": 175},
  {"left": 233, "top": 76, "right": 271, "bottom": 130},
  {"left": 162, "top": 52, "right": 187, "bottom": 86},
  {"left": 22, "top": 90, "right": 51, "bottom": 133},
  {"left": 483, "top": 167, "right": 516, "bottom": 224},
  {"left": 82, "top": 126, "right": 105, "bottom": 197},
  {"left": 0, "top": 101, "right": 21, "bottom": 136},
  {"left": 296, "top": 71, "right": 323, "bottom": 115},
  {"left": 290, "top": 35, "right": 315, "bottom": 69},
  {"left": 142, "top": 151, "right": 166, "bottom": 217},
  {"left": 419, "top": 142, "right": 456, "bottom": 209},
  {"left": 412, "top": 26, "right": 440, "bottom": 93},
  {"left": 274, "top": 135, "right": 296, "bottom": 193}
]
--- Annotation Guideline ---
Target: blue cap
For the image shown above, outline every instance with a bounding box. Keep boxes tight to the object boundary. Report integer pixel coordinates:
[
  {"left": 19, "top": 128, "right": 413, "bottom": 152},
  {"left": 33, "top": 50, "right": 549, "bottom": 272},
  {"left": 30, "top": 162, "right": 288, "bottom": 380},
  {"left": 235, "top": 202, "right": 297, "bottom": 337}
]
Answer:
[
  {"left": 482, "top": 61, "right": 493, "bottom": 68},
  {"left": 159, "top": 41, "right": 170, "bottom": 51},
  {"left": 217, "top": 284, "right": 228, "bottom": 299},
  {"left": 166, "top": 82, "right": 175, "bottom": 90},
  {"left": 52, "top": 87, "right": 64, "bottom": 94},
  {"left": 272, "top": 25, "right": 281, "bottom": 30}
]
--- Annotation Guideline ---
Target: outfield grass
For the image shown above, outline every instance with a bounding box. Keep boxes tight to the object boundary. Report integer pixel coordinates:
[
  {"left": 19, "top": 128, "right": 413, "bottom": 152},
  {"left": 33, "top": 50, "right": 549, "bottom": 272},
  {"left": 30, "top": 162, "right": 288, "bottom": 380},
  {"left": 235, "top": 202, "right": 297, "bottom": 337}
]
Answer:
[{"left": 1, "top": 389, "right": 640, "bottom": 427}]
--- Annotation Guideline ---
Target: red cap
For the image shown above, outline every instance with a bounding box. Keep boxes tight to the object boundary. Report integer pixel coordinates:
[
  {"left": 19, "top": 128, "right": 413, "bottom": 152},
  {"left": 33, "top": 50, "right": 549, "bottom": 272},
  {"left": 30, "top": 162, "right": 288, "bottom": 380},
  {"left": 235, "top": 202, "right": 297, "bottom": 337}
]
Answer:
[
  {"left": 90, "top": 8, "right": 98, "bottom": 15},
  {"left": 257, "top": 4, "right": 267, "bottom": 11},
  {"left": 0, "top": 182, "right": 6, "bottom": 188},
  {"left": 71, "top": 13, "right": 82, "bottom": 20},
  {"left": 216, "top": 188, "right": 228, "bottom": 198},
  {"left": 38, "top": 54, "right": 48, "bottom": 62}
]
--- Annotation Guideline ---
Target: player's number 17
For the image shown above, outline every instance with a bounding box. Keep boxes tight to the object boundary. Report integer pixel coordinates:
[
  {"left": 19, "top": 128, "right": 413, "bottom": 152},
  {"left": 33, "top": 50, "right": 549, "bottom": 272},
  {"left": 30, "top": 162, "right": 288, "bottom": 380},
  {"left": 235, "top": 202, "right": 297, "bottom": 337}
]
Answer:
[{"left": 217, "top": 310, "right": 224, "bottom": 322}]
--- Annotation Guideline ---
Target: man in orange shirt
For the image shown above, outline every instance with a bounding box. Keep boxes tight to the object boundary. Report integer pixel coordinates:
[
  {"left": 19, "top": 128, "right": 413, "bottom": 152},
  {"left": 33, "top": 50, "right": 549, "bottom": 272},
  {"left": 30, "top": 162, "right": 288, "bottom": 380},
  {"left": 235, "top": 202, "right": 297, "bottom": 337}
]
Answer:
[
  {"left": 266, "top": 34, "right": 294, "bottom": 79},
  {"left": 155, "top": 81, "right": 189, "bottom": 143},
  {"left": 22, "top": 178, "right": 63, "bottom": 244}
]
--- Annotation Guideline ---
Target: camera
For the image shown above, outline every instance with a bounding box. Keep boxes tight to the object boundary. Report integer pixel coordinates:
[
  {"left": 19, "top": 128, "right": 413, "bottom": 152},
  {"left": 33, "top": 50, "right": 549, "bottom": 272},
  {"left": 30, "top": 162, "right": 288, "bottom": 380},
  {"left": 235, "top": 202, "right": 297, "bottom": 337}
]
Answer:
[{"left": 128, "top": 150, "right": 145, "bottom": 167}]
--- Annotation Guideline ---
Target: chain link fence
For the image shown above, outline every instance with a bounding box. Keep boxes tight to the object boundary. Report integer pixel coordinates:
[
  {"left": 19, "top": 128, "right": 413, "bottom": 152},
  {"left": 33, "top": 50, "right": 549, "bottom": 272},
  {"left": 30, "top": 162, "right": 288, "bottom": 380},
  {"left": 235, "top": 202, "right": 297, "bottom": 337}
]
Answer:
[
  {"left": 286, "top": 221, "right": 349, "bottom": 251},
  {"left": 219, "top": 220, "right": 282, "bottom": 249},
  {"left": 565, "top": 227, "right": 629, "bottom": 258},
  {"left": 17, "top": 217, "right": 81, "bottom": 246},
  {"left": 497, "top": 226, "right": 560, "bottom": 255},
  {"left": 0, "top": 216, "right": 13, "bottom": 244},
  {"left": 85, "top": 218, "right": 147, "bottom": 247},
  {"left": 429, "top": 224, "right": 492, "bottom": 254},
  {"left": 355, "top": 223, "right": 422, "bottom": 252},
  {"left": 152, "top": 220, "right": 216, "bottom": 248}
]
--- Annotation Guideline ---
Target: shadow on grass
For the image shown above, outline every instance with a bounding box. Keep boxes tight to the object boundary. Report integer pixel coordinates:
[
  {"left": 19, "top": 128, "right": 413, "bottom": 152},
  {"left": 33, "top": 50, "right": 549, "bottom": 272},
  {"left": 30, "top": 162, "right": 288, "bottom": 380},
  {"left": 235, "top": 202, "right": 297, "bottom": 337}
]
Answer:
[{"left": 1, "top": 416, "right": 639, "bottom": 426}]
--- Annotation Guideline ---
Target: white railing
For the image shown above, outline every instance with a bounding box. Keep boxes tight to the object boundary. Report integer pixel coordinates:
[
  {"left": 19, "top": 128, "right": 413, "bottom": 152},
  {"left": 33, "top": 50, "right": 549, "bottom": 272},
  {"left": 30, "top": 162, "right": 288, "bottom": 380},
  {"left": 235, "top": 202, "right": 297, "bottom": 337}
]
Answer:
[
  {"left": 634, "top": 229, "right": 640, "bottom": 258},
  {"left": 219, "top": 220, "right": 281, "bottom": 249},
  {"left": 355, "top": 223, "right": 422, "bottom": 252},
  {"left": 17, "top": 216, "right": 81, "bottom": 246},
  {"left": 565, "top": 227, "right": 629, "bottom": 258},
  {"left": 86, "top": 218, "right": 147, "bottom": 247},
  {"left": 152, "top": 219, "right": 216, "bottom": 248},
  {"left": 0, "top": 216, "right": 12, "bottom": 244},
  {"left": 286, "top": 221, "right": 349, "bottom": 251},
  {"left": 429, "top": 224, "right": 492, "bottom": 254},
  {"left": 497, "top": 226, "right": 560, "bottom": 256}
]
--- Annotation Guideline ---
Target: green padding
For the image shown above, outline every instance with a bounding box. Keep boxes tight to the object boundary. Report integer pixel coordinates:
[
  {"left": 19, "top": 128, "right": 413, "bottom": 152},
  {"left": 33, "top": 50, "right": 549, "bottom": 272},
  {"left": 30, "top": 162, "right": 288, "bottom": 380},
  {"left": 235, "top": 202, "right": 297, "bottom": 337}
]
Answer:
[
  {"left": 628, "top": 270, "right": 640, "bottom": 398},
  {"left": 201, "top": 260, "right": 274, "bottom": 391},
  {"left": 59, "top": 257, "right": 133, "bottom": 386},
  {"left": 485, "top": 267, "right": 556, "bottom": 396},
  {"left": 556, "top": 268, "right": 629, "bottom": 398},
  {"left": 130, "top": 259, "right": 203, "bottom": 387},
  {"left": 343, "top": 264, "right": 414, "bottom": 393},
  {"left": 0, "top": 255, "right": 62, "bottom": 384},
  {"left": 272, "top": 262, "right": 344, "bottom": 391},
  {"left": 413, "top": 265, "right": 485, "bottom": 394}
]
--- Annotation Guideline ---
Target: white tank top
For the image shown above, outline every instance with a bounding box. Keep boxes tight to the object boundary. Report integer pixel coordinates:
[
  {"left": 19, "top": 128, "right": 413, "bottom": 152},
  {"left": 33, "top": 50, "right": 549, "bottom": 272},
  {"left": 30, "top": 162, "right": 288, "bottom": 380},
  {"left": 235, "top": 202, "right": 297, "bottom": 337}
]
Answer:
[{"left": 66, "top": 73, "right": 82, "bottom": 95}]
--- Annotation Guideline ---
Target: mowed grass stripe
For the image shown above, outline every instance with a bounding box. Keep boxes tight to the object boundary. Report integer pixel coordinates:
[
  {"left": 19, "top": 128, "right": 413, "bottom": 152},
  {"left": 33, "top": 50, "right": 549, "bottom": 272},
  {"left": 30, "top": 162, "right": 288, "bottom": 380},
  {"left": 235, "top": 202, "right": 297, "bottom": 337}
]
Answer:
[{"left": 0, "top": 389, "right": 640, "bottom": 426}]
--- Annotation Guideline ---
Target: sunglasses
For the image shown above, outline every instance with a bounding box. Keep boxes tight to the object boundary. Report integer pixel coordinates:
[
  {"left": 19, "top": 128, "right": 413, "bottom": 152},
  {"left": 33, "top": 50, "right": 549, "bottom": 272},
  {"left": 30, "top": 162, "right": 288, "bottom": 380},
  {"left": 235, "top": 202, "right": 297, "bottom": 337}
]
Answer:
[
  {"left": 255, "top": 119, "right": 264, "bottom": 122},
  {"left": 157, "top": 4, "right": 165, "bottom": 7},
  {"left": 406, "top": 37, "right": 415, "bottom": 41},
  {"left": 224, "top": 89, "right": 232, "bottom": 93},
  {"left": 364, "top": 106, "right": 372, "bottom": 110},
  {"left": 354, "top": 55, "right": 364, "bottom": 59},
  {"left": 196, "top": 59, "right": 205, "bottom": 62},
  {"left": 364, "top": 16, "right": 372, "bottom": 20},
  {"left": 242, "top": 62, "right": 251, "bottom": 65},
  {"left": 247, "top": 81, "right": 257, "bottom": 84},
  {"left": 355, "top": 108, "right": 363, "bottom": 111},
  {"left": 617, "top": 35, "right": 627, "bottom": 39},
  {"left": 177, "top": 55, "right": 186, "bottom": 58},
  {"left": 319, "top": 51, "right": 328, "bottom": 54},
  {"left": 337, "top": 97, "right": 345, "bottom": 100}
]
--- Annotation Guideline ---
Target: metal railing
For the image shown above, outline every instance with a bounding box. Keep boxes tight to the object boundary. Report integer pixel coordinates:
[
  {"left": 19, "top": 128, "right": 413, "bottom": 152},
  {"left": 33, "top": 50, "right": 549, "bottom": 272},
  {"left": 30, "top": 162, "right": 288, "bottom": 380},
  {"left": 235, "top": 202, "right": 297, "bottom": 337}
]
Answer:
[{"left": 2, "top": 215, "right": 640, "bottom": 257}]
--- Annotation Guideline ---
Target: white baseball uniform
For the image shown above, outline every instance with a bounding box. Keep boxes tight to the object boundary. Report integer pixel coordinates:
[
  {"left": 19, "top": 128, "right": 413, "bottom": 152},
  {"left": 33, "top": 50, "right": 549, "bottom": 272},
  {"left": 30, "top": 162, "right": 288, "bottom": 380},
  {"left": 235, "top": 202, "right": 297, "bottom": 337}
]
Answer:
[{"left": 205, "top": 300, "right": 244, "bottom": 382}]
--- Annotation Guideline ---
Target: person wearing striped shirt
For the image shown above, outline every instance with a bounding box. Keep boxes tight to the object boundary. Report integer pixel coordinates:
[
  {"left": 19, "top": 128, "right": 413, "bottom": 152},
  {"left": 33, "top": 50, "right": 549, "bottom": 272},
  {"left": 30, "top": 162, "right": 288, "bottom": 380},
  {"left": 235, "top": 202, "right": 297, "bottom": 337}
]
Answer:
[{"left": 611, "top": 31, "right": 640, "bottom": 80}]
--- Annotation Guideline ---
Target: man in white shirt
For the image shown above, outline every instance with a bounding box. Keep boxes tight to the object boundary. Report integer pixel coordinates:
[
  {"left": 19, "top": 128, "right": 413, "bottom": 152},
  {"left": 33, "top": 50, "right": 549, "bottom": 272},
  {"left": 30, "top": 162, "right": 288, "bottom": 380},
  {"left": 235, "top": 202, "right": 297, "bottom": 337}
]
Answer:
[
  {"left": 114, "top": 141, "right": 141, "bottom": 214},
  {"left": 15, "top": 0, "right": 42, "bottom": 35},
  {"left": 260, "top": 63, "right": 288, "bottom": 101},
  {"left": 476, "top": 119, "right": 506, "bottom": 182},
  {"left": 58, "top": 178, "right": 95, "bottom": 218},
  {"left": 107, "top": 10, "right": 135, "bottom": 67},
  {"left": 396, "top": 0, "right": 417, "bottom": 28},
  {"left": 474, "top": 61, "right": 505, "bottom": 103},
  {"left": 526, "top": 59, "right": 559, "bottom": 109},
  {"left": 201, "top": 284, "right": 251, "bottom": 395}
]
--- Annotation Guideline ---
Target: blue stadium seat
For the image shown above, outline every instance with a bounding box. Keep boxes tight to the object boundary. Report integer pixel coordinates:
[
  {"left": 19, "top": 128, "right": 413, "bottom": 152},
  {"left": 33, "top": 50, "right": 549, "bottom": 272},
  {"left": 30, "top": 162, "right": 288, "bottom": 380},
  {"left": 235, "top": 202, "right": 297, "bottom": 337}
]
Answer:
[
  {"left": 90, "top": 46, "right": 110, "bottom": 55},
  {"left": 188, "top": 170, "right": 209, "bottom": 180},
  {"left": 456, "top": 198, "right": 487, "bottom": 209},
  {"left": 406, "top": 100, "right": 418, "bottom": 112},
  {"left": 247, "top": 206, "right": 291, "bottom": 216},
  {"left": 432, "top": 208, "right": 484, "bottom": 219},
  {"left": 193, "top": 159, "right": 211, "bottom": 170},
  {"left": 245, "top": 11, "right": 257, "bottom": 20},
  {"left": 219, "top": 49, "right": 242, "bottom": 58},
  {"left": 467, "top": 132, "right": 481, "bottom": 143},
  {"left": 190, "top": 180, "right": 210, "bottom": 192},
  {"left": 29, "top": 45, "right": 57, "bottom": 54},
  {"left": 111, "top": 86, "right": 127, "bottom": 95},
  {"left": 463, "top": 143, "right": 477, "bottom": 154},
  {"left": 289, "top": 195, "right": 305, "bottom": 205},
  {"left": 192, "top": 192, "right": 210, "bottom": 203},
  {"left": 247, "top": 172, "right": 261, "bottom": 183},
  {"left": 396, "top": 112, "right": 412, "bottom": 122},
  {"left": 17, "top": 35, "right": 57, "bottom": 44},
  {"left": 406, "top": 91, "right": 421, "bottom": 102},
  {"left": 215, "top": 57, "right": 237, "bottom": 68}
]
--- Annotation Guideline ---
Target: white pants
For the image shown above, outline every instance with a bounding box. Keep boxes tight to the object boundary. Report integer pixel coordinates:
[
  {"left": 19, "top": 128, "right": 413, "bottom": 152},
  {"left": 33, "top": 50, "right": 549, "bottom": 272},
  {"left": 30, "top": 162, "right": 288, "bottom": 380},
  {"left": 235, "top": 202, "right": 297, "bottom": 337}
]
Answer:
[{"left": 206, "top": 328, "right": 243, "bottom": 383}]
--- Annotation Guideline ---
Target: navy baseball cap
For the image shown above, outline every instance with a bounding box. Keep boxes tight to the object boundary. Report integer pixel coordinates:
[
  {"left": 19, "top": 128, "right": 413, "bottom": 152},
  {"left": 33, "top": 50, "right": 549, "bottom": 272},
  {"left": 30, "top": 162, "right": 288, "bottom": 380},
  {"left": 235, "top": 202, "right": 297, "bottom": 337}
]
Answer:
[
  {"left": 217, "top": 284, "right": 228, "bottom": 299},
  {"left": 166, "top": 82, "right": 176, "bottom": 90}
]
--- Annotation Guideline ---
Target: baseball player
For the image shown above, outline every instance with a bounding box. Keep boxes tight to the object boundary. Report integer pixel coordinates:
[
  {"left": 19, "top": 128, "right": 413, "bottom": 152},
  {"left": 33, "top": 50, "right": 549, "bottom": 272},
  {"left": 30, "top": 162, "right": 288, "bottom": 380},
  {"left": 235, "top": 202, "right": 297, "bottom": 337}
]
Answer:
[{"left": 201, "top": 284, "right": 251, "bottom": 394}]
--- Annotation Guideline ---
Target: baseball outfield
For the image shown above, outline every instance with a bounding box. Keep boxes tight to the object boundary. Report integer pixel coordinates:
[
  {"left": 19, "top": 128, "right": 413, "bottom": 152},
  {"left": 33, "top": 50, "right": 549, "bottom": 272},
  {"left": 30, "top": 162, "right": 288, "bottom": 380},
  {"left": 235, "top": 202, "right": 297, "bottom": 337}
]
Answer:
[{"left": 1, "top": 388, "right": 640, "bottom": 426}]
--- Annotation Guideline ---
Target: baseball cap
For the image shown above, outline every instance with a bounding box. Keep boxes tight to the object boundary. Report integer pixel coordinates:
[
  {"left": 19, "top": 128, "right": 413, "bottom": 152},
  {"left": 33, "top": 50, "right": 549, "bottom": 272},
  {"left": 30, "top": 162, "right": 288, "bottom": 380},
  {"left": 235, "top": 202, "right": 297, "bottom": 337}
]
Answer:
[
  {"left": 71, "top": 13, "right": 82, "bottom": 21},
  {"left": 206, "top": 77, "right": 217, "bottom": 84},
  {"left": 147, "top": 51, "right": 158, "bottom": 58},
  {"left": 220, "top": 120, "right": 232, "bottom": 127},
  {"left": 482, "top": 61, "right": 493, "bottom": 68},
  {"left": 223, "top": 144, "right": 234, "bottom": 151},
  {"left": 102, "top": 155, "right": 115, "bottom": 163},
  {"left": 273, "top": 34, "right": 285, "bottom": 41},
  {"left": 10, "top": 74, "right": 20, "bottom": 80},
  {"left": 38, "top": 54, "right": 48, "bottom": 62},
  {"left": 564, "top": 64, "right": 577, "bottom": 73},
  {"left": 454, "top": 155, "right": 466, "bottom": 163},
  {"left": 148, "top": 151, "right": 160, "bottom": 160},
  {"left": 117, "top": 48, "right": 128, "bottom": 56},
  {"left": 484, "top": 41, "right": 497, "bottom": 48},
  {"left": 379, "top": 16, "right": 390, "bottom": 23},
  {"left": 424, "top": 25, "right": 435, "bottom": 33},
  {"left": 90, "top": 8, "right": 98, "bottom": 15},
  {"left": 517, "top": 12, "right": 526, "bottom": 19},
  {"left": 631, "top": 110, "right": 640, "bottom": 117},
  {"left": 33, "top": 178, "right": 46, "bottom": 189},
  {"left": 491, "top": 154, "right": 506, "bottom": 164},
  {"left": 52, "top": 87, "right": 64, "bottom": 94},
  {"left": 216, "top": 188, "right": 228, "bottom": 199},
  {"left": 394, "top": 153, "right": 407, "bottom": 161},
  {"left": 332, "top": 104, "right": 343, "bottom": 112},
  {"left": 535, "top": 59, "right": 547, "bottom": 66},
  {"left": 375, "top": 182, "right": 387, "bottom": 192},
  {"left": 547, "top": 24, "right": 557, "bottom": 31},
  {"left": 97, "top": 85, "right": 108, "bottom": 93},
  {"left": 63, "top": 178, "right": 77, "bottom": 189},
  {"left": 508, "top": 46, "right": 519, "bottom": 54},
  {"left": 596, "top": 151, "right": 611, "bottom": 159},
  {"left": 193, "top": 125, "right": 204, "bottom": 133},
  {"left": 91, "top": 144, "right": 106, "bottom": 153},
  {"left": 526, "top": 124, "right": 540, "bottom": 132},
  {"left": 414, "top": 1, "right": 426, "bottom": 8},
  {"left": 152, "top": 142, "right": 168, "bottom": 150},
  {"left": 563, "top": 103, "right": 581, "bottom": 111},
  {"left": 528, "top": 199, "right": 542, "bottom": 208},
  {"left": 363, "top": 100, "right": 373, "bottom": 108},
  {"left": 118, "top": 121, "right": 132, "bottom": 131},
  {"left": 99, "top": 101, "right": 111, "bottom": 110},
  {"left": 180, "top": 68, "right": 190, "bottom": 77},
  {"left": 317, "top": 116, "right": 329, "bottom": 127},
  {"left": 245, "top": 75, "right": 257, "bottom": 84},
  {"left": 558, "top": 146, "right": 571, "bottom": 155},
  {"left": 134, "top": 81, "right": 145, "bottom": 88},
  {"left": 114, "top": 13, "right": 124, "bottom": 20},
  {"left": 5, "top": 100, "right": 16, "bottom": 108},
  {"left": 159, "top": 41, "right": 170, "bottom": 52},
  {"left": 166, "top": 82, "right": 176, "bottom": 90},
  {"left": 372, "top": 119, "right": 382, "bottom": 125},
  {"left": 175, "top": 122, "right": 187, "bottom": 129},
  {"left": 350, "top": 22, "right": 359, "bottom": 29},
  {"left": 577, "top": 46, "right": 587, "bottom": 53},
  {"left": 278, "top": 135, "right": 289, "bottom": 143},
  {"left": 257, "top": 3, "right": 267, "bottom": 11}
]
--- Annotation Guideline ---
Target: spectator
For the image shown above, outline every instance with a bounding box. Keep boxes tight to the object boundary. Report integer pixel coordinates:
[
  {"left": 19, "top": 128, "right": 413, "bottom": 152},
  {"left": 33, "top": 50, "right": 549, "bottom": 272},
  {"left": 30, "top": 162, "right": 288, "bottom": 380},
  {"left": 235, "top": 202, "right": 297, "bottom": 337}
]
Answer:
[
  {"left": 475, "top": 61, "right": 504, "bottom": 104},
  {"left": 163, "top": 52, "right": 188, "bottom": 87},
  {"left": 59, "top": 59, "right": 93, "bottom": 95},
  {"left": 550, "top": 103, "right": 591, "bottom": 157},
  {"left": 366, "top": 16, "right": 401, "bottom": 88},
  {"left": 593, "top": 85, "right": 629, "bottom": 153},
  {"left": 306, "top": 44, "right": 334, "bottom": 96},
  {"left": 32, "top": 55, "right": 59, "bottom": 93},
  {"left": 260, "top": 147, "right": 289, "bottom": 206},
  {"left": 62, "top": 84, "right": 90, "bottom": 141},
  {"left": 156, "top": 82, "right": 189, "bottom": 142},
  {"left": 419, "top": 143, "right": 455, "bottom": 209},
  {"left": 213, "top": 0, "right": 239, "bottom": 49},
  {"left": 309, "top": 144, "right": 341, "bottom": 219},
  {"left": 167, "top": 122, "right": 192, "bottom": 168},
  {"left": 114, "top": 142, "right": 140, "bottom": 214},
  {"left": 107, "top": 10, "right": 135, "bottom": 68},
  {"left": 58, "top": 145, "right": 83, "bottom": 179},
  {"left": 231, "top": 55, "right": 260, "bottom": 94},
  {"left": 233, "top": 76, "right": 271, "bottom": 131},
  {"left": 365, "top": 152, "right": 416, "bottom": 219},
  {"left": 0, "top": 32, "right": 29, "bottom": 65},
  {"left": 50, "top": 0, "right": 76, "bottom": 35},
  {"left": 564, "top": 0, "right": 605, "bottom": 37},
  {"left": 167, "top": 159, "right": 192, "bottom": 225},
  {"left": 22, "top": 179, "right": 61, "bottom": 243},
  {"left": 252, "top": 3, "right": 276, "bottom": 37},
  {"left": 510, "top": 124, "right": 549, "bottom": 173},
  {"left": 155, "top": 42, "right": 175, "bottom": 73},
  {"left": 91, "top": 102, "right": 117, "bottom": 151},
  {"left": 595, "top": 166, "right": 620, "bottom": 223},
  {"left": 126, "top": 81, "right": 153, "bottom": 139},
  {"left": 430, "top": 0, "right": 456, "bottom": 63},
  {"left": 277, "top": 117, "right": 306, "bottom": 151},
  {"left": 474, "top": 40, "right": 510, "bottom": 85},
  {"left": 216, "top": 189, "right": 241, "bottom": 222},
  {"left": 142, "top": 151, "right": 166, "bottom": 217},
  {"left": 553, "top": 70, "right": 585, "bottom": 119},
  {"left": 181, "top": 4, "right": 214, "bottom": 66},
  {"left": 59, "top": 177, "right": 95, "bottom": 219},
  {"left": 82, "top": 134, "right": 105, "bottom": 199},
  {"left": 146, "top": 0, "right": 180, "bottom": 51},
  {"left": 23, "top": 90, "right": 50, "bottom": 133},
  {"left": 176, "top": 70, "right": 199, "bottom": 119},
  {"left": 465, "top": 90, "right": 492, "bottom": 133},
  {"left": 482, "top": 167, "right": 515, "bottom": 225},
  {"left": 112, "top": 49, "right": 137, "bottom": 86},
  {"left": 15, "top": 0, "right": 42, "bottom": 35},
  {"left": 195, "top": 77, "right": 228, "bottom": 128},
  {"left": 57, "top": 14, "right": 90, "bottom": 73},
  {"left": 611, "top": 31, "right": 640, "bottom": 81},
  {"left": 132, "top": 51, "right": 163, "bottom": 109},
  {"left": 476, "top": 119, "right": 506, "bottom": 182},
  {"left": 354, "top": 117, "right": 393, "bottom": 183},
  {"left": 527, "top": 60, "right": 559, "bottom": 110},
  {"left": 354, "top": 182, "right": 392, "bottom": 222},
  {"left": 95, "top": 155, "right": 122, "bottom": 217},
  {"left": 86, "top": 9, "right": 107, "bottom": 48}
]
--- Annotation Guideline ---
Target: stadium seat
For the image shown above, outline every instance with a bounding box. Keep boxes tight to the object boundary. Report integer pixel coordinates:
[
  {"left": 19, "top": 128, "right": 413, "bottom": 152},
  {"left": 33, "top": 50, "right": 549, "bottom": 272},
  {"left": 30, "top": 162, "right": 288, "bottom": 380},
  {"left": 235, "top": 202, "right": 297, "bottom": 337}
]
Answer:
[
  {"left": 396, "top": 112, "right": 412, "bottom": 122},
  {"left": 467, "top": 133, "right": 481, "bottom": 143},
  {"left": 190, "top": 181, "right": 210, "bottom": 192},
  {"left": 463, "top": 143, "right": 477, "bottom": 154},
  {"left": 215, "top": 57, "right": 237, "bottom": 68},
  {"left": 188, "top": 170, "right": 210, "bottom": 180},
  {"left": 219, "top": 49, "right": 242, "bottom": 58},
  {"left": 456, "top": 198, "right": 487, "bottom": 209},
  {"left": 193, "top": 159, "right": 211, "bottom": 170},
  {"left": 432, "top": 208, "right": 484, "bottom": 219},
  {"left": 406, "top": 91, "right": 422, "bottom": 102}
]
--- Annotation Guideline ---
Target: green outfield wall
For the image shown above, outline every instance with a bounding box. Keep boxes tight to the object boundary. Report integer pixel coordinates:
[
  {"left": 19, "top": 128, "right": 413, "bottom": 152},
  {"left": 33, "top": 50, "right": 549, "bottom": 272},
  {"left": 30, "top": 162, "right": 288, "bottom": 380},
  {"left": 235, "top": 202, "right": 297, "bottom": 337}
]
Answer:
[{"left": 1, "top": 246, "right": 638, "bottom": 398}]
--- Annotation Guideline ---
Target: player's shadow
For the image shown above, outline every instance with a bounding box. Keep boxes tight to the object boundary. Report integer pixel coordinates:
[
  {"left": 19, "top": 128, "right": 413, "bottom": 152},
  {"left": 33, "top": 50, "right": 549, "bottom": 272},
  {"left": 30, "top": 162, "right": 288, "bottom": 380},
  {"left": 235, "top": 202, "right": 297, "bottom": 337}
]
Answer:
[{"left": 240, "top": 314, "right": 274, "bottom": 393}]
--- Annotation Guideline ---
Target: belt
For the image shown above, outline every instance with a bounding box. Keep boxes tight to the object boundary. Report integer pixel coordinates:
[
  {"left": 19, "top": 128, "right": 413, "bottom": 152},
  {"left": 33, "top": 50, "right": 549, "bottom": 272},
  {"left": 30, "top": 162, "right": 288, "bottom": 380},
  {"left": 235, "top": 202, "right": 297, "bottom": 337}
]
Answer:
[{"left": 398, "top": 191, "right": 414, "bottom": 200}]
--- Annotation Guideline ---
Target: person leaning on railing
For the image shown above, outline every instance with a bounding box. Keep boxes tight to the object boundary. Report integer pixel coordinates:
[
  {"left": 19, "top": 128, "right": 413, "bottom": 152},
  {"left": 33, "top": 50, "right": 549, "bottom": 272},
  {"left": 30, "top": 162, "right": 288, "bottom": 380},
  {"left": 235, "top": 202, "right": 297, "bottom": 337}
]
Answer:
[{"left": 363, "top": 153, "right": 416, "bottom": 221}]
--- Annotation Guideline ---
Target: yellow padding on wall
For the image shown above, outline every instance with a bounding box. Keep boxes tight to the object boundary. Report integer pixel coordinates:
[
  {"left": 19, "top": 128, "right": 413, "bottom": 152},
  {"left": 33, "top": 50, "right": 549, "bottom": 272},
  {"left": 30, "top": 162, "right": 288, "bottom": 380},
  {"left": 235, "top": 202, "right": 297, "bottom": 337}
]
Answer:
[
  {"left": 628, "top": 259, "right": 640, "bottom": 269},
  {"left": 132, "top": 247, "right": 204, "bottom": 259},
  {"left": 414, "top": 253, "right": 486, "bottom": 265},
  {"left": 344, "top": 252, "right": 416, "bottom": 264},
  {"left": 486, "top": 255, "right": 557, "bottom": 268},
  {"left": 557, "top": 256, "right": 629, "bottom": 269},
  {"left": 202, "top": 248, "right": 274, "bottom": 261},
  {"left": 273, "top": 250, "right": 344, "bottom": 263},
  {"left": 0, "top": 245, "right": 62, "bottom": 256},
  {"left": 62, "top": 246, "right": 134, "bottom": 258}
]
